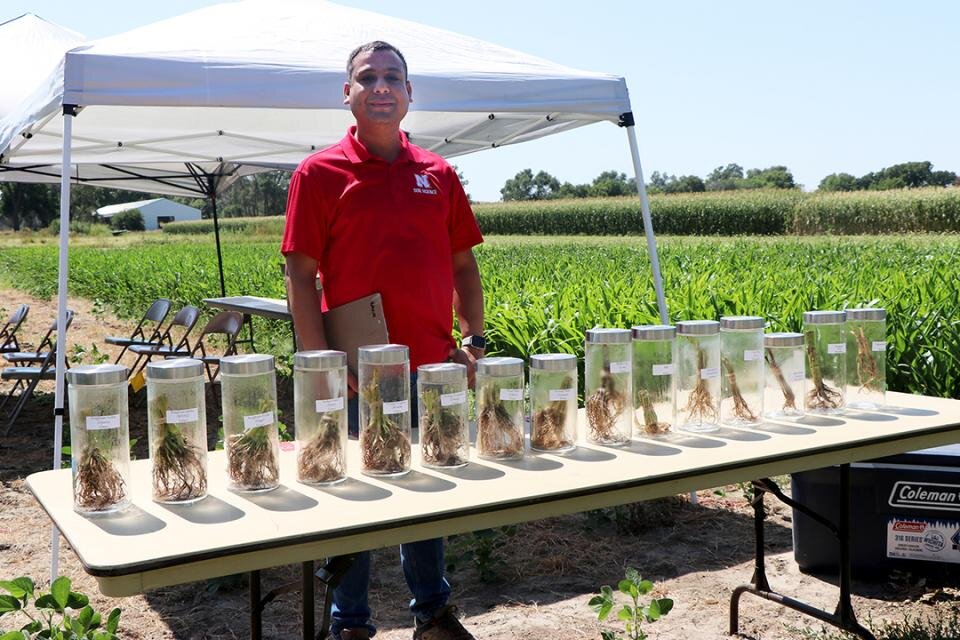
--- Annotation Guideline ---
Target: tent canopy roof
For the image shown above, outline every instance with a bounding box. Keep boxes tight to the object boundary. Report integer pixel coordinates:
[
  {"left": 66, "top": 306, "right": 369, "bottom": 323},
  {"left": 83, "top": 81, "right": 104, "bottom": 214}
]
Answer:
[{"left": 0, "top": 0, "right": 631, "bottom": 196}]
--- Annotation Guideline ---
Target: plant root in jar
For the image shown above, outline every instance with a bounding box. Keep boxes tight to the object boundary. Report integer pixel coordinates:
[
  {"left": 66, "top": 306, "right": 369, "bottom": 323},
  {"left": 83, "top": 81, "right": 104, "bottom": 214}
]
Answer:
[
  {"left": 75, "top": 445, "right": 127, "bottom": 511},
  {"left": 805, "top": 330, "right": 843, "bottom": 410},
  {"left": 151, "top": 396, "right": 206, "bottom": 501},
  {"left": 531, "top": 378, "right": 573, "bottom": 450},
  {"left": 476, "top": 385, "right": 524, "bottom": 457},
  {"left": 420, "top": 389, "right": 467, "bottom": 466},
  {"left": 854, "top": 327, "right": 882, "bottom": 392},
  {"left": 585, "top": 365, "right": 628, "bottom": 444},
  {"left": 683, "top": 347, "right": 718, "bottom": 423},
  {"left": 764, "top": 348, "right": 797, "bottom": 412},
  {"left": 298, "top": 413, "right": 345, "bottom": 483},
  {"left": 360, "top": 370, "right": 410, "bottom": 474},
  {"left": 635, "top": 389, "right": 670, "bottom": 435},
  {"left": 153, "top": 426, "right": 206, "bottom": 501},
  {"left": 721, "top": 355, "right": 759, "bottom": 422},
  {"left": 227, "top": 427, "right": 279, "bottom": 489}
]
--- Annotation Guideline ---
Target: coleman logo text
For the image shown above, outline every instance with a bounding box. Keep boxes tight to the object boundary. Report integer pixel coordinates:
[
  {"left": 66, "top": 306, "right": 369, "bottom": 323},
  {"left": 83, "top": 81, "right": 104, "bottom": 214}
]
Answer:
[
  {"left": 413, "top": 173, "right": 437, "bottom": 195},
  {"left": 889, "top": 481, "right": 960, "bottom": 512}
]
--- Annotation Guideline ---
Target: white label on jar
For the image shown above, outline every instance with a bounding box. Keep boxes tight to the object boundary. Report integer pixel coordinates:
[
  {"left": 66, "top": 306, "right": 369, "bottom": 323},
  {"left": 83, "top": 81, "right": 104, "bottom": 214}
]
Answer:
[
  {"left": 166, "top": 408, "right": 199, "bottom": 424},
  {"left": 500, "top": 388, "right": 524, "bottom": 401},
  {"left": 85, "top": 415, "right": 120, "bottom": 431},
  {"left": 549, "top": 388, "right": 576, "bottom": 402},
  {"left": 788, "top": 370, "right": 806, "bottom": 382},
  {"left": 743, "top": 349, "right": 763, "bottom": 362},
  {"left": 872, "top": 341, "right": 887, "bottom": 352},
  {"left": 316, "top": 397, "right": 345, "bottom": 413},
  {"left": 700, "top": 367, "right": 720, "bottom": 380},
  {"left": 652, "top": 363, "right": 675, "bottom": 376},
  {"left": 440, "top": 390, "right": 467, "bottom": 407},
  {"left": 827, "top": 343, "right": 847, "bottom": 354},
  {"left": 243, "top": 411, "right": 274, "bottom": 431},
  {"left": 609, "top": 361, "right": 631, "bottom": 374},
  {"left": 382, "top": 400, "right": 408, "bottom": 415}
]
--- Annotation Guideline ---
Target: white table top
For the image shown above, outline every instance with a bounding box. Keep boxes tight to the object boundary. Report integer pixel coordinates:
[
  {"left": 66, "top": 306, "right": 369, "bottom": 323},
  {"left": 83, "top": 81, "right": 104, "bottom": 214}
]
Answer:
[
  {"left": 203, "top": 296, "right": 291, "bottom": 321},
  {"left": 27, "top": 391, "right": 960, "bottom": 596}
]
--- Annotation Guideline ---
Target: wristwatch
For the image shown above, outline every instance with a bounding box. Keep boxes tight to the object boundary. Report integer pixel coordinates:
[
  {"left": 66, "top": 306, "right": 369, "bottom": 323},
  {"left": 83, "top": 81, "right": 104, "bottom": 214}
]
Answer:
[{"left": 461, "top": 334, "right": 486, "bottom": 350}]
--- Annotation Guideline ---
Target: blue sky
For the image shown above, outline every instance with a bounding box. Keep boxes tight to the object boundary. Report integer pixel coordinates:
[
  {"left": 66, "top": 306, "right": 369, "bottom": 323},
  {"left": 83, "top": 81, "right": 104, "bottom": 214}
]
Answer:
[{"left": 4, "top": 1, "right": 958, "bottom": 201}]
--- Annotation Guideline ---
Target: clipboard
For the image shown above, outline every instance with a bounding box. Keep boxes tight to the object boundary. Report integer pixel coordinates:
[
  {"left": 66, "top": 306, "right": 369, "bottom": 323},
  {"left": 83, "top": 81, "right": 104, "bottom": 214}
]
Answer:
[{"left": 322, "top": 292, "right": 389, "bottom": 374}]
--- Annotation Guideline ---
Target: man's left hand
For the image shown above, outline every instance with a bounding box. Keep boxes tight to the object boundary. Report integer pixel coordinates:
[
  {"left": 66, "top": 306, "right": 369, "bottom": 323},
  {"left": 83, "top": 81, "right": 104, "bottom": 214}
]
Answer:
[{"left": 450, "top": 345, "right": 481, "bottom": 389}]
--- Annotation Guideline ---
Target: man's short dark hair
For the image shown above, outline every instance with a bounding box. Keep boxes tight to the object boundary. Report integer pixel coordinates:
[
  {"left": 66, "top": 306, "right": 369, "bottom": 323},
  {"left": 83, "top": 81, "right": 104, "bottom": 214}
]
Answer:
[{"left": 347, "top": 41, "right": 408, "bottom": 81}]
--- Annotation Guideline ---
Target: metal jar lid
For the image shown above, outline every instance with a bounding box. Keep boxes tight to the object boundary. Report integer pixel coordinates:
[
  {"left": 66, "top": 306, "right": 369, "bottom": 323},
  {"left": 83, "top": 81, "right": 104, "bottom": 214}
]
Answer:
[
  {"left": 146, "top": 358, "right": 204, "bottom": 381},
  {"left": 720, "top": 316, "right": 765, "bottom": 331},
  {"left": 66, "top": 364, "right": 128, "bottom": 386},
  {"left": 221, "top": 353, "right": 275, "bottom": 376},
  {"left": 676, "top": 320, "right": 720, "bottom": 336},
  {"left": 764, "top": 332, "right": 805, "bottom": 348},
  {"left": 477, "top": 356, "right": 524, "bottom": 377},
  {"left": 845, "top": 307, "right": 886, "bottom": 321},
  {"left": 295, "top": 350, "right": 347, "bottom": 371},
  {"left": 632, "top": 325, "right": 676, "bottom": 341},
  {"left": 358, "top": 344, "right": 409, "bottom": 365},
  {"left": 803, "top": 310, "right": 846, "bottom": 324},
  {"left": 585, "top": 328, "right": 632, "bottom": 344},
  {"left": 530, "top": 353, "right": 577, "bottom": 371},
  {"left": 418, "top": 362, "right": 466, "bottom": 384}
]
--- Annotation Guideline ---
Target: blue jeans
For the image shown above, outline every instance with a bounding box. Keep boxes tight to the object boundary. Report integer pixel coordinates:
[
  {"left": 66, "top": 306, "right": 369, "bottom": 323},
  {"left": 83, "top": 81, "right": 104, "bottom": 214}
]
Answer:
[{"left": 331, "top": 373, "right": 451, "bottom": 636}]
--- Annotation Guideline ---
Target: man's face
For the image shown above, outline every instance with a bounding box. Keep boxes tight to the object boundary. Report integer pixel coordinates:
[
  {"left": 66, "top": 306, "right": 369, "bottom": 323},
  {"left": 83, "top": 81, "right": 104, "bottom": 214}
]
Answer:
[{"left": 344, "top": 49, "right": 412, "bottom": 129}]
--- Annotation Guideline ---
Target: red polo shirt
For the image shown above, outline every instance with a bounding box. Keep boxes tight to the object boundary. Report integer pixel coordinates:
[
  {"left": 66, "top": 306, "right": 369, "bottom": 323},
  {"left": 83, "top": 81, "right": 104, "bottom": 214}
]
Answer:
[{"left": 281, "top": 127, "right": 483, "bottom": 369}]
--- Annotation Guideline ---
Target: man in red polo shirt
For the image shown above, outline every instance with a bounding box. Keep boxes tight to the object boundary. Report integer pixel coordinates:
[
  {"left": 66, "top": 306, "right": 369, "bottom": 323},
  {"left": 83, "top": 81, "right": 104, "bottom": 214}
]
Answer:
[{"left": 282, "top": 41, "right": 482, "bottom": 640}]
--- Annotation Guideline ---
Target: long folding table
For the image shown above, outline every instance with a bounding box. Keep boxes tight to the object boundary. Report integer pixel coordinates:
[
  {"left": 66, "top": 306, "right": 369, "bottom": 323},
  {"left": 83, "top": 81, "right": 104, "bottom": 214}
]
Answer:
[{"left": 27, "top": 392, "right": 960, "bottom": 639}]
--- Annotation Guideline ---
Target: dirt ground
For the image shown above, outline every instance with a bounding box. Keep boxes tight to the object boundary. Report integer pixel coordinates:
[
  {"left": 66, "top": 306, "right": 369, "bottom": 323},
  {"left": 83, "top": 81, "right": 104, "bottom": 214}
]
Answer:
[{"left": 1, "top": 287, "right": 958, "bottom": 640}]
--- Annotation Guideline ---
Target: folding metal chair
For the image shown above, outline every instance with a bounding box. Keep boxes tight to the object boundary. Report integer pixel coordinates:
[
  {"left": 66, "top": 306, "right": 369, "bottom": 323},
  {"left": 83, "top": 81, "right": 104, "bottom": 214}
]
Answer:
[
  {"left": 1, "top": 345, "right": 58, "bottom": 434},
  {"left": 0, "top": 304, "right": 29, "bottom": 355},
  {"left": 128, "top": 305, "right": 201, "bottom": 379},
  {"left": 186, "top": 311, "right": 244, "bottom": 384},
  {"left": 2, "top": 310, "right": 75, "bottom": 367},
  {"left": 105, "top": 298, "right": 172, "bottom": 363}
]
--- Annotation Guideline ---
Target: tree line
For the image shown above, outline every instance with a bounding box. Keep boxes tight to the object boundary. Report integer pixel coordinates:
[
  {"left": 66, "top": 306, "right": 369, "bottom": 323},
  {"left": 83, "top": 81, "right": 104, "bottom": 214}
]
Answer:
[{"left": 1, "top": 160, "right": 956, "bottom": 230}]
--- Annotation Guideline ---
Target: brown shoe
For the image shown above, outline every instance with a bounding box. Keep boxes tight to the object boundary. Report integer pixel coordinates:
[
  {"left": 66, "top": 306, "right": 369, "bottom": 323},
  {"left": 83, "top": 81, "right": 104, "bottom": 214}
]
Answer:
[
  {"left": 412, "top": 605, "right": 475, "bottom": 640},
  {"left": 337, "top": 629, "right": 370, "bottom": 640}
]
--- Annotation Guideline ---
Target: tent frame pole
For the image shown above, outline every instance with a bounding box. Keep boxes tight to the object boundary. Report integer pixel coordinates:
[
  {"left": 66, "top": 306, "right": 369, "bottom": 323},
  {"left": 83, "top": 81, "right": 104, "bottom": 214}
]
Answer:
[
  {"left": 51, "top": 105, "right": 78, "bottom": 581},
  {"left": 623, "top": 119, "right": 668, "bottom": 325}
]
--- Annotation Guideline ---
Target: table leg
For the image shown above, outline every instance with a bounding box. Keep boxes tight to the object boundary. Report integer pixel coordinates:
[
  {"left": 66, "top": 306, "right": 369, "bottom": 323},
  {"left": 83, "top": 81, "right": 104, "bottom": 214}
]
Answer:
[
  {"left": 728, "top": 474, "right": 876, "bottom": 640},
  {"left": 302, "top": 561, "right": 315, "bottom": 640},
  {"left": 250, "top": 570, "right": 262, "bottom": 640}
]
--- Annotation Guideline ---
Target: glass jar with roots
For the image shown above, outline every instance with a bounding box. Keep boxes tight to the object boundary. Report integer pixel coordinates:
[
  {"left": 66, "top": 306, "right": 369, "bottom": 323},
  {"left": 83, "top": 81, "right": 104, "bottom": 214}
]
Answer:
[
  {"left": 720, "top": 316, "right": 765, "bottom": 427},
  {"left": 221, "top": 354, "right": 280, "bottom": 492},
  {"left": 631, "top": 325, "right": 676, "bottom": 437},
  {"left": 294, "top": 350, "right": 348, "bottom": 485},
  {"left": 418, "top": 362, "right": 469, "bottom": 468},
  {"left": 675, "top": 321, "right": 721, "bottom": 433},
  {"left": 762, "top": 332, "right": 806, "bottom": 419},
  {"left": 359, "top": 344, "right": 412, "bottom": 477},
  {"left": 802, "top": 311, "right": 847, "bottom": 415},
  {"left": 147, "top": 359, "right": 208, "bottom": 503},
  {"left": 475, "top": 357, "right": 525, "bottom": 460},
  {"left": 845, "top": 307, "right": 886, "bottom": 410},
  {"left": 67, "top": 365, "right": 131, "bottom": 515},
  {"left": 585, "top": 328, "right": 632, "bottom": 446},
  {"left": 529, "top": 354, "right": 577, "bottom": 453}
]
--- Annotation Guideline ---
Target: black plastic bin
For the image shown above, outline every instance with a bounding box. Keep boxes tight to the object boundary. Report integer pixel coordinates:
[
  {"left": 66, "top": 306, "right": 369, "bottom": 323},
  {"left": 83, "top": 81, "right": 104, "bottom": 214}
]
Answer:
[{"left": 791, "top": 444, "right": 960, "bottom": 579}]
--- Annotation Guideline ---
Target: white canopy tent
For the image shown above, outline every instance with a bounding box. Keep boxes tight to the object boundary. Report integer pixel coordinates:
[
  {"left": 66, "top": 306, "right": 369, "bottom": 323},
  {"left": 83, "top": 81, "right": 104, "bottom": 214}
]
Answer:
[
  {"left": 0, "top": 0, "right": 670, "bottom": 575},
  {"left": 0, "top": 13, "right": 83, "bottom": 119}
]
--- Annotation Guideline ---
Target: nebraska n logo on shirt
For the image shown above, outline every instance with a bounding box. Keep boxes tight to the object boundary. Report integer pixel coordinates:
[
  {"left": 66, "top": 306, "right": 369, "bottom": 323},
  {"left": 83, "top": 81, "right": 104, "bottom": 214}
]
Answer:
[{"left": 413, "top": 173, "right": 438, "bottom": 195}]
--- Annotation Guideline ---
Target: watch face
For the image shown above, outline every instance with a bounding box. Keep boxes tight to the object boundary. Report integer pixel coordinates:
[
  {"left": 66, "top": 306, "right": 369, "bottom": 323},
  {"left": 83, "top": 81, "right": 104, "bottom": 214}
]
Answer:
[{"left": 465, "top": 335, "right": 486, "bottom": 349}]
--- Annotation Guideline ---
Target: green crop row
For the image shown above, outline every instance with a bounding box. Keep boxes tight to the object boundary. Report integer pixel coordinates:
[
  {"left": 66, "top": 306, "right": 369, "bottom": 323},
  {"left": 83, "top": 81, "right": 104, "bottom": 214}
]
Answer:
[
  {"left": 160, "top": 188, "right": 960, "bottom": 237},
  {"left": 2, "top": 235, "right": 959, "bottom": 398}
]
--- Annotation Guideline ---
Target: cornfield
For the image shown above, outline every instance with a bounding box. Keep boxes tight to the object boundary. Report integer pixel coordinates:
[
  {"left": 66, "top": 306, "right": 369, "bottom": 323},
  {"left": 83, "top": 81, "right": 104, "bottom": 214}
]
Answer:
[{"left": 1, "top": 235, "right": 958, "bottom": 398}]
